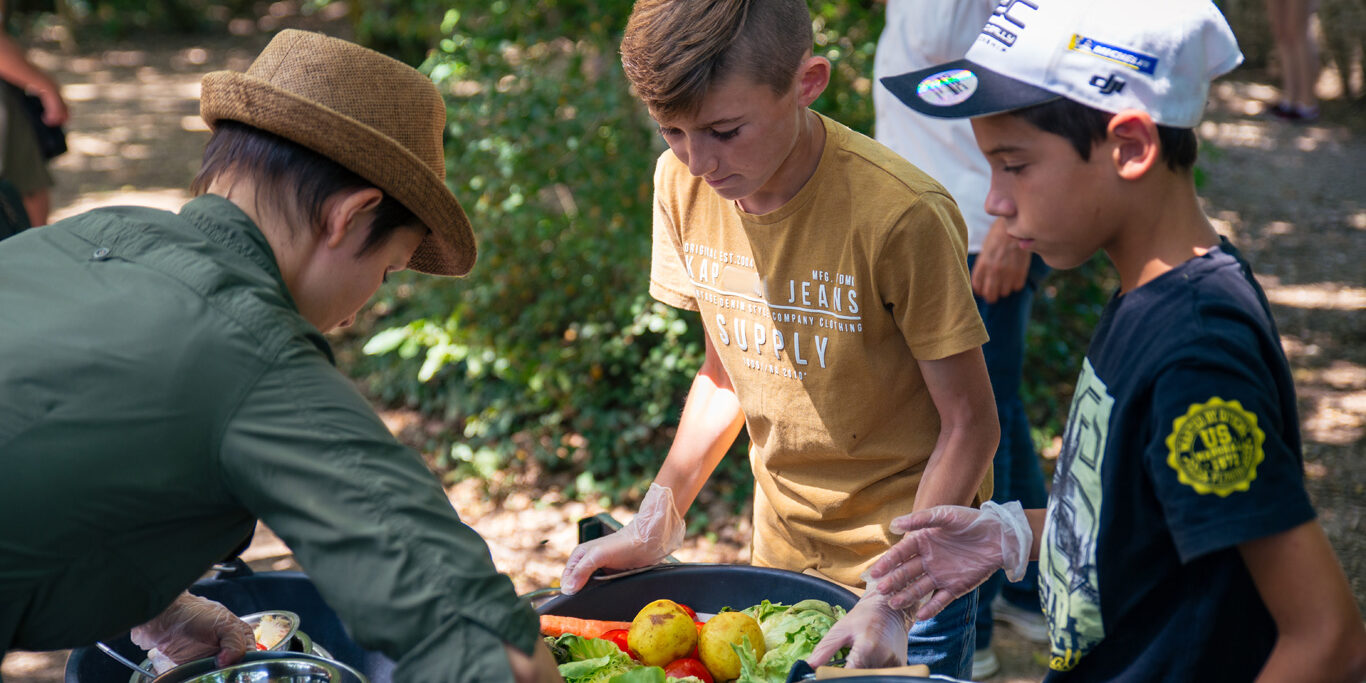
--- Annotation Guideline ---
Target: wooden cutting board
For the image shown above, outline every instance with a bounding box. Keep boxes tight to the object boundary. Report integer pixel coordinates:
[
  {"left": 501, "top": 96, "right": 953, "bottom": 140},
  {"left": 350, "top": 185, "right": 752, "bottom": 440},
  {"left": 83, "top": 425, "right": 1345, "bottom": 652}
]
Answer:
[{"left": 815, "top": 663, "right": 932, "bottom": 678}]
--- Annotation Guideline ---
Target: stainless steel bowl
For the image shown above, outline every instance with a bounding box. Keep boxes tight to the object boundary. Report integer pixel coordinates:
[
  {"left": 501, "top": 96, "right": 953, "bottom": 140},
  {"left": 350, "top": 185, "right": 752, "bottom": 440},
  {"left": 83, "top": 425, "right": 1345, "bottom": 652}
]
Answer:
[
  {"left": 149, "top": 652, "right": 367, "bottom": 683},
  {"left": 128, "top": 612, "right": 335, "bottom": 683}
]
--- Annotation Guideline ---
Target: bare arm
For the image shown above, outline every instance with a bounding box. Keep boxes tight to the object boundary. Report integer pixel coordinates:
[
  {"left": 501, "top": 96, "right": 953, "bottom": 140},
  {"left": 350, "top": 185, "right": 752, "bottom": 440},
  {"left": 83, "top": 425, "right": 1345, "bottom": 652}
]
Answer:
[
  {"left": 912, "top": 347, "right": 998, "bottom": 511},
  {"left": 654, "top": 332, "right": 746, "bottom": 515},
  {"left": 1023, "top": 508, "right": 1047, "bottom": 561},
  {"left": 505, "top": 640, "right": 564, "bottom": 683},
  {"left": 1242, "top": 521, "right": 1366, "bottom": 682},
  {"left": 0, "top": 33, "right": 66, "bottom": 125}
]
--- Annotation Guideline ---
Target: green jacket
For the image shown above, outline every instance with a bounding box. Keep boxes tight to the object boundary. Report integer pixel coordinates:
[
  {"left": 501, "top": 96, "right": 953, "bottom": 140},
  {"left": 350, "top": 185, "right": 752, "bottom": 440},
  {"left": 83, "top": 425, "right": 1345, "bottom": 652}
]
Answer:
[{"left": 0, "top": 195, "right": 538, "bottom": 681}]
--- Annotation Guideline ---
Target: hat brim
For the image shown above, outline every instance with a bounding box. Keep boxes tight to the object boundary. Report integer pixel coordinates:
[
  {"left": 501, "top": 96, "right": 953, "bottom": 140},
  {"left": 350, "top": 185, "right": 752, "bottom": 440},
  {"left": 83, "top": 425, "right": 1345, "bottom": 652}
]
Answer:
[
  {"left": 880, "top": 59, "right": 1062, "bottom": 120},
  {"left": 200, "top": 70, "right": 474, "bottom": 277}
]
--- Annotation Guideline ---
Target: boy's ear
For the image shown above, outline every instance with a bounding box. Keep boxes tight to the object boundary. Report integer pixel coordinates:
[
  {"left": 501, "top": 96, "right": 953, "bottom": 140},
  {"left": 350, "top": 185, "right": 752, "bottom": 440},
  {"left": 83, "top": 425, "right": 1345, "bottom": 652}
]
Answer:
[
  {"left": 795, "top": 54, "right": 831, "bottom": 108},
  {"left": 1107, "top": 110, "right": 1161, "bottom": 181},
  {"left": 323, "top": 187, "right": 384, "bottom": 249}
]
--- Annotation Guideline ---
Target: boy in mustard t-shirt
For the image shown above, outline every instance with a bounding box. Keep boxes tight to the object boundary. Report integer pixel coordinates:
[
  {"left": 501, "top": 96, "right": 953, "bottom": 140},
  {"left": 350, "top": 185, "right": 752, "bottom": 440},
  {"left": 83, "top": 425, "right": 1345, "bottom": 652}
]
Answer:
[
  {"left": 817, "top": 0, "right": 1366, "bottom": 679},
  {"left": 558, "top": 0, "right": 1000, "bottom": 677}
]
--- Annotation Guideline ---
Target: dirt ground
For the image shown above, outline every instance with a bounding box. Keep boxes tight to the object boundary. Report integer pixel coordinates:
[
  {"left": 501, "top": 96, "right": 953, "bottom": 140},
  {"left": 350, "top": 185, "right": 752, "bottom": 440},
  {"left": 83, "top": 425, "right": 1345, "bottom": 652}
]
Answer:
[{"left": 3, "top": 5, "right": 1362, "bottom": 683}]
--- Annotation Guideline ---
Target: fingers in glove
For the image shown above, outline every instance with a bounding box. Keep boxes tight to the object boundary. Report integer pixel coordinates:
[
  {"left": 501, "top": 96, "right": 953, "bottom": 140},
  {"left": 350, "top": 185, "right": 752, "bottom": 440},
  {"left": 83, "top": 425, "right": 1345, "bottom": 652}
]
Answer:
[
  {"left": 148, "top": 650, "right": 177, "bottom": 675},
  {"left": 214, "top": 618, "right": 256, "bottom": 668},
  {"left": 846, "top": 639, "right": 900, "bottom": 670},
  {"left": 912, "top": 589, "right": 959, "bottom": 623},
  {"left": 868, "top": 542, "right": 926, "bottom": 586},
  {"left": 806, "top": 628, "right": 854, "bottom": 668},
  {"left": 559, "top": 542, "right": 601, "bottom": 596},
  {"left": 883, "top": 572, "right": 938, "bottom": 612},
  {"left": 887, "top": 506, "right": 962, "bottom": 536}
]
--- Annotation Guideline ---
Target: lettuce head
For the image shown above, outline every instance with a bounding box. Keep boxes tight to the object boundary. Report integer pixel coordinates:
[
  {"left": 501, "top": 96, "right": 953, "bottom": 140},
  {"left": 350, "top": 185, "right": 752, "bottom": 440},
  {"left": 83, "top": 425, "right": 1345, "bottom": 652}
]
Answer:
[{"left": 736, "top": 599, "right": 847, "bottom": 683}]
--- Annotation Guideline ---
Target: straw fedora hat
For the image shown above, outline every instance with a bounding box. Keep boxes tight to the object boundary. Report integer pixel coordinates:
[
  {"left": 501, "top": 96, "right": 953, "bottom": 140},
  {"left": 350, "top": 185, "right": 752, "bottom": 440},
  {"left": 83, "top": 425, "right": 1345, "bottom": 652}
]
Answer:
[{"left": 199, "top": 29, "right": 474, "bottom": 276}]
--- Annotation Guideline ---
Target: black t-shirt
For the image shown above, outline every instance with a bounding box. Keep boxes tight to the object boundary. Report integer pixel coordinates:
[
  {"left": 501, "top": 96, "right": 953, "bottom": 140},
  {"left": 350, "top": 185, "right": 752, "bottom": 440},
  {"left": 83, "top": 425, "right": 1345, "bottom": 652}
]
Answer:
[{"left": 1040, "top": 241, "right": 1316, "bottom": 682}]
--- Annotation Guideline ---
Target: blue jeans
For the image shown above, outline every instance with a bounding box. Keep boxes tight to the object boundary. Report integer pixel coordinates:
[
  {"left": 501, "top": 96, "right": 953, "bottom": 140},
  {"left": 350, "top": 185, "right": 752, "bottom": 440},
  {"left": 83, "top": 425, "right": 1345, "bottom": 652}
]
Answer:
[
  {"left": 967, "top": 253, "right": 1050, "bottom": 650},
  {"left": 906, "top": 589, "right": 978, "bottom": 679}
]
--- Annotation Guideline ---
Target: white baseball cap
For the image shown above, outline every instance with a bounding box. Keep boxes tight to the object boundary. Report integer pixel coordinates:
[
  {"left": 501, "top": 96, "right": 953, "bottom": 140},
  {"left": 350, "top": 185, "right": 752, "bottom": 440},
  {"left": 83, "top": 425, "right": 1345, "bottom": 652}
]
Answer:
[{"left": 880, "top": 0, "right": 1243, "bottom": 128}]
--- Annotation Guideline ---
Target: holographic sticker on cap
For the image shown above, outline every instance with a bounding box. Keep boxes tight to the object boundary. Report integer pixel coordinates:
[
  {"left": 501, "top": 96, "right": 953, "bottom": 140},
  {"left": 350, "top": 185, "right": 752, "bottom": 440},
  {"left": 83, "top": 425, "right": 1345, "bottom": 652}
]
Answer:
[{"left": 917, "top": 69, "right": 979, "bottom": 107}]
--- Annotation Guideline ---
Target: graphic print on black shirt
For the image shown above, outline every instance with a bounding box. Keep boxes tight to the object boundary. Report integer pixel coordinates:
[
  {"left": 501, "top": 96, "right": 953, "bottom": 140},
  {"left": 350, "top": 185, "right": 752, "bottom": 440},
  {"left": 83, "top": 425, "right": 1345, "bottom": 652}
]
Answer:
[{"left": 1041, "top": 357, "right": 1111, "bottom": 671}]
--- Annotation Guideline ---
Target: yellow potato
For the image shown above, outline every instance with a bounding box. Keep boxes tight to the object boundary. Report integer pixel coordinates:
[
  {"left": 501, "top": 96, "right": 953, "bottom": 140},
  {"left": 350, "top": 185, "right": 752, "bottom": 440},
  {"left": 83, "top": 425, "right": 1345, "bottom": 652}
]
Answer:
[
  {"left": 698, "top": 611, "right": 765, "bottom": 682},
  {"left": 627, "top": 599, "right": 698, "bottom": 667}
]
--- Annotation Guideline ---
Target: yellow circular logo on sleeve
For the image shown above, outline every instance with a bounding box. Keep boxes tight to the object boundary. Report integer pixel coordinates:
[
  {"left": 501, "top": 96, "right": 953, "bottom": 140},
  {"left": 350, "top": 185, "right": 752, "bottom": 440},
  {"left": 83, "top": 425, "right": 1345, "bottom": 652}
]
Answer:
[{"left": 1165, "top": 398, "right": 1266, "bottom": 497}]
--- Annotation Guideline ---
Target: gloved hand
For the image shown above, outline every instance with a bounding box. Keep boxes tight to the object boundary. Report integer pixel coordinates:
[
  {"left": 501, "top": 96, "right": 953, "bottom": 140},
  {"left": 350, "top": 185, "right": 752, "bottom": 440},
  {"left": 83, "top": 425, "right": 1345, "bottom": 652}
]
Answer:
[
  {"left": 560, "top": 483, "right": 685, "bottom": 595},
  {"left": 806, "top": 573, "right": 911, "bottom": 669},
  {"left": 866, "top": 501, "right": 1033, "bottom": 622},
  {"left": 130, "top": 592, "right": 256, "bottom": 673}
]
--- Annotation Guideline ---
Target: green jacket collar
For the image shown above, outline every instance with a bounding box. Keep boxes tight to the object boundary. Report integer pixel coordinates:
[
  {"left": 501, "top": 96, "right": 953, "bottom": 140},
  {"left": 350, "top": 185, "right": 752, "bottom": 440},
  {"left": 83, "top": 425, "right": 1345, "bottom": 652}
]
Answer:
[{"left": 179, "top": 193, "right": 289, "bottom": 295}]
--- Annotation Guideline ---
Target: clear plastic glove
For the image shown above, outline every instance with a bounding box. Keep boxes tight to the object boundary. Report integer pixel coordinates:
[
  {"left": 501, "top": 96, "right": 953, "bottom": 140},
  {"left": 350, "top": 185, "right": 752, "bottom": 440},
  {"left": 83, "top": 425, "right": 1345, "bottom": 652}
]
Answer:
[
  {"left": 805, "top": 573, "right": 911, "bottom": 669},
  {"left": 130, "top": 592, "right": 256, "bottom": 673},
  {"left": 560, "top": 483, "right": 685, "bottom": 595},
  {"left": 867, "top": 501, "right": 1033, "bottom": 622}
]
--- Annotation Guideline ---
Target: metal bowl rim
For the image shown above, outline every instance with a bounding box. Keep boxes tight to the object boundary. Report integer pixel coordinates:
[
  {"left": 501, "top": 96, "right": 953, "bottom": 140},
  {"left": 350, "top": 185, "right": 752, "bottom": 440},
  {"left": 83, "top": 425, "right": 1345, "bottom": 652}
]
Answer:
[{"left": 148, "top": 650, "right": 366, "bottom": 683}]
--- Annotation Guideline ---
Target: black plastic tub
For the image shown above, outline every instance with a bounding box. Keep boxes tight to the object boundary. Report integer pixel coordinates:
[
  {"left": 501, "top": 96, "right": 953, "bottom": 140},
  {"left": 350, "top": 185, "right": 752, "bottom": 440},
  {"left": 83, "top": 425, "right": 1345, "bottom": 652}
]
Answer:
[
  {"left": 536, "top": 564, "right": 943, "bottom": 682},
  {"left": 534, "top": 563, "right": 859, "bottom": 618}
]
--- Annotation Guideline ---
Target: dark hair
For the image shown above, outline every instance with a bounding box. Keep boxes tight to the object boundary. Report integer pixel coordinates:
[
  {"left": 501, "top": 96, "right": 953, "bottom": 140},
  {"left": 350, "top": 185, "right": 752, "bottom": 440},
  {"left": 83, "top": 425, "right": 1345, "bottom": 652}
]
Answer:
[
  {"left": 190, "top": 121, "right": 418, "bottom": 256},
  {"left": 620, "top": 0, "right": 813, "bottom": 119},
  {"left": 1011, "top": 98, "right": 1199, "bottom": 171}
]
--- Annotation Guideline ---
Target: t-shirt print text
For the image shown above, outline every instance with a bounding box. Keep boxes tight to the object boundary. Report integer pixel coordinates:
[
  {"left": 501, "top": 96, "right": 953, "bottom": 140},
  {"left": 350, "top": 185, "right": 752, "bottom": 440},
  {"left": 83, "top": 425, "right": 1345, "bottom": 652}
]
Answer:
[{"left": 682, "top": 241, "right": 863, "bottom": 381}]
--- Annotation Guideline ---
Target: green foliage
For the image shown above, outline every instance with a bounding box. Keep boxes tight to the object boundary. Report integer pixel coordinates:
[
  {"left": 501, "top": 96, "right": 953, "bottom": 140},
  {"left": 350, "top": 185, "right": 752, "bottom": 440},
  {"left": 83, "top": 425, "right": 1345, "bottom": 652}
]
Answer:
[
  {"left": 343, "top": 0, "right": 449, "bottom": 66},
  {"left": 349, "top": 2, "right": 735, "bottom": 503},
  {"left": 809, "top": 1, "right": 884, "bottom": 135},
  {"left": 1022, "top": 255, "right": 1118, "bottom": 449}
]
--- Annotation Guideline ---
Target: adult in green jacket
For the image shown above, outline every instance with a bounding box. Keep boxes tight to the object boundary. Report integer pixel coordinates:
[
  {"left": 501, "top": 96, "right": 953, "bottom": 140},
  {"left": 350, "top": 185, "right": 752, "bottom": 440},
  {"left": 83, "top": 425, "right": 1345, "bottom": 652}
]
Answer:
[{"left": 0, "top": 30, "right": 561, "bottom": 683}]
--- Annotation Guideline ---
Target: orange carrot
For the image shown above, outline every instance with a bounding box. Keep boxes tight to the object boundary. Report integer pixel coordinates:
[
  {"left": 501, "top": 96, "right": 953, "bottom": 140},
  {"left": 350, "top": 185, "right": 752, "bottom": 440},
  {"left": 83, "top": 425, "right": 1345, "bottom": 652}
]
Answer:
[{"left": 539, "top": 614, "right": 632, "bottom": 639}]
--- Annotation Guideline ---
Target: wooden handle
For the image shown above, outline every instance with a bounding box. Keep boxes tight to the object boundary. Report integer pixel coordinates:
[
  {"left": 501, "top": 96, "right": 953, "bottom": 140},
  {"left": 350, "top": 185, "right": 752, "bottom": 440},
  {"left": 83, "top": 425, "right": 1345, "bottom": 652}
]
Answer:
[{"left": 815, "top": 663, "right": 932, "bottom": 678}]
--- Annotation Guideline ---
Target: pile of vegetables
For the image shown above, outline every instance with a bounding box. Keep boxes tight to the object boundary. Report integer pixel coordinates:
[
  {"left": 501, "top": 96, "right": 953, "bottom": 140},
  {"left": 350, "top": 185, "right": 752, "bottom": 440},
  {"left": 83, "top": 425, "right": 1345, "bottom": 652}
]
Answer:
[{"left": 541, "top": 598, "right": 846, "bottom": 683}]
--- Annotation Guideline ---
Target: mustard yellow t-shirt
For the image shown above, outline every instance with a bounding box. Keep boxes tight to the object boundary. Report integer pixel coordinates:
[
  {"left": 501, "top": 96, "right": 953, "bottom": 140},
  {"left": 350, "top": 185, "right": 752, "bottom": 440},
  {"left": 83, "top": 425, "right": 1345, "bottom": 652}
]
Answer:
[{"left": 649, "top": 113, "right": 990, "bottom": 588}]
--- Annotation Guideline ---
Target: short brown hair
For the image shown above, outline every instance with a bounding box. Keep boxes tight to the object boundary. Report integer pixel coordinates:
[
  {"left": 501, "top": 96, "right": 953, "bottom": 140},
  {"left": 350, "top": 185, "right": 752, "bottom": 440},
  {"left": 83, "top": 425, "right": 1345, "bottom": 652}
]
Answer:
[
  {"left": 192, "top": 121, "right": 417, "bottom": 256},
  {"left": 621, "top": 0, "right": 812, "bottom": 119}
]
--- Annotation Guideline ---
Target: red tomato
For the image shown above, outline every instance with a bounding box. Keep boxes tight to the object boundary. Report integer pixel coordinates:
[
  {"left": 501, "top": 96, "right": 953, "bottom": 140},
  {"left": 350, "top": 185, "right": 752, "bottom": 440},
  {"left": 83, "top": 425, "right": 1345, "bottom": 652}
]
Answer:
[
  {"left": 601, "top": 629, "right": 634, "bottom": 659},
  {"left": 677, "top": 603, "right": 698, "bottom": 620},
  {"left": 664, "top": 657, "right": 713, "bottom": 682}
]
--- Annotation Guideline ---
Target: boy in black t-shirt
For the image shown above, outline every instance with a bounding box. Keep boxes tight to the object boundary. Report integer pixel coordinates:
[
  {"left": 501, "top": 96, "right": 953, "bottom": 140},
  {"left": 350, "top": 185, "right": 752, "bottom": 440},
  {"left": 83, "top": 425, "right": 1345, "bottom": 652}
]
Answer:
[{"left": 809, "top": 0, "right": 1366, "bottom": 680}]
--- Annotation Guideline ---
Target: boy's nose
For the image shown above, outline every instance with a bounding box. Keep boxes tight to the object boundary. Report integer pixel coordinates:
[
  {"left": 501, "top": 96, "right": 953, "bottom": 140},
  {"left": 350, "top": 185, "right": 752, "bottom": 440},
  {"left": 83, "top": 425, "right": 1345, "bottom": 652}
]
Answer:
[
  {"left": 983, "top": 186, "right": 1015, "bottom": 218},
  {"left": 684, "top": 138, "right": 718, "bottom": 178}
]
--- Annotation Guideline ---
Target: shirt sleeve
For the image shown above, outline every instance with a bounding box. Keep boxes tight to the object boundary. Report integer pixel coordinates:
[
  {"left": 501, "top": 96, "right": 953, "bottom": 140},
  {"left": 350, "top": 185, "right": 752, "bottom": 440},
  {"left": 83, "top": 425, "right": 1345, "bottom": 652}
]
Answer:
[
  {"left": 648, "top": 153, "right": 699, "bottom": 311},
  {"left": 218, "top": 345, "right": 538, "bottom": 683},
  {"left": 876, "top": 190, "right": 988, "bottom": 360},
  {"left": 1142, "top": 324, "right": 1315, "bottom": 563}
]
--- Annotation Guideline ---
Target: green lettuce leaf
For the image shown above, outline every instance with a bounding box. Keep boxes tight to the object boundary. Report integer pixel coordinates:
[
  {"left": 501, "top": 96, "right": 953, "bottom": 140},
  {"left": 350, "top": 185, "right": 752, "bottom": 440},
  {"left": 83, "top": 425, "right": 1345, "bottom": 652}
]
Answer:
[
  {"left": 608, "top": 667, "right": 665, "bottom": 683},
  {"left": 737, "top": 600, "right": 847, "bottom": 683},
  {"left": 550, "top": 634, "right": 640, "bottom": 683},
  {"left": 605, "top": 666, "right": 704, "bottom": 683}
]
